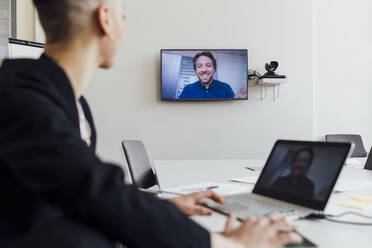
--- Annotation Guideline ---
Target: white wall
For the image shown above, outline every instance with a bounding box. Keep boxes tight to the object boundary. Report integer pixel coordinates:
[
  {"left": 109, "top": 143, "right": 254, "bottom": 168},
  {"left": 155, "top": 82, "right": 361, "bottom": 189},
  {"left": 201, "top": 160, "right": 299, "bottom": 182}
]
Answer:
[
  {"left": 32, "top": 0, "right": 372, "bottom": 165},
  {"left": 85, "top": 0, "right": 314, "bottom": 164},
  {"left": 34, "top": 9, "right": 45, "bottom": 42},
  {"left": 16, "top": 0, "right": 35, "bottom": 41},
  {"left": 313, "top": 0, "right": 372, "bottom": 151}
]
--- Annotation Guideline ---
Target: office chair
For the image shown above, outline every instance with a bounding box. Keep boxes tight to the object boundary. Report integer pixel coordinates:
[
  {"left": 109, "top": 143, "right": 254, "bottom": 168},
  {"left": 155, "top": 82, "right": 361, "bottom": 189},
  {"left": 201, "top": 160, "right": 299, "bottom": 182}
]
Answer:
[
  {"left": 364, "top": 147, "right": 372, "bottom": 170},
  {"left": 325, "top": 134, "right": 367, "bottom": 157},
  {"left": 121, "top": 140, "right": 157, "bottom": 189}
]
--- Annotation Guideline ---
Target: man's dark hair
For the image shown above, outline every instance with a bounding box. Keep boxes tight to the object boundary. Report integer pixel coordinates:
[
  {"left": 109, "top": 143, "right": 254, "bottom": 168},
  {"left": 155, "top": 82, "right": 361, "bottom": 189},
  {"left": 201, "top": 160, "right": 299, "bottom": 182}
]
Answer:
[
  {"left": 192, "top": 51, "right": 217, "bottom": 71},
  {"left": 292, "top": 147, "right": 314, "bottom": 167},
  {"left": 33, "top": 0, "right": 101, "bottom": 43}
]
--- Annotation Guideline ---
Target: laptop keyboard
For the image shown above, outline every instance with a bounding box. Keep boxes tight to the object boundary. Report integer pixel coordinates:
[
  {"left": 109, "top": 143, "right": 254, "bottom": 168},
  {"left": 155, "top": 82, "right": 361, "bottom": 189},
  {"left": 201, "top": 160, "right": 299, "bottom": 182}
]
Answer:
[{"left": 215, "top": 194, "right": 310, "bottom": 219}]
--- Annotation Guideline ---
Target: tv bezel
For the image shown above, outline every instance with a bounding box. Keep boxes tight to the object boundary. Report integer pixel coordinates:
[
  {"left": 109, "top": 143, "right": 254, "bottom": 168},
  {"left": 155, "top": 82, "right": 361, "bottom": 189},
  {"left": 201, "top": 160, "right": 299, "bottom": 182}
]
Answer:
[{"left": 160, "top": 49, "right": 248, "bottom": 101}]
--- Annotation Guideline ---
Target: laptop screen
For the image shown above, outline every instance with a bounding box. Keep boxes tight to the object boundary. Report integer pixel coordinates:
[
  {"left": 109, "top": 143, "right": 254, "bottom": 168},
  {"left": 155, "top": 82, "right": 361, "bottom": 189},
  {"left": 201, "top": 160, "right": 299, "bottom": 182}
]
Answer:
[{"left": 253, "top": 140, "right": 351, "bottom": 210}]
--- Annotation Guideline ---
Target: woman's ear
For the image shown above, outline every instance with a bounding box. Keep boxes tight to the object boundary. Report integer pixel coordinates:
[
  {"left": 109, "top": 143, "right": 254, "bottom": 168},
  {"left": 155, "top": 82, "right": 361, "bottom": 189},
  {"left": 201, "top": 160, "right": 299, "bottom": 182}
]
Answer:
[{"left": 96, "top": 4, "right": 113, "bottom": 38}]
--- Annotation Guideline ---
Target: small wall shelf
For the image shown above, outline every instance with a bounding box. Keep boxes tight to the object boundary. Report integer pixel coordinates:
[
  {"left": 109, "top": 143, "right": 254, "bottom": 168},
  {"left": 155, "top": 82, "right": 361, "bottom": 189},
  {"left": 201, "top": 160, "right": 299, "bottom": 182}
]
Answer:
[{"left": 257, "top": 78, "right": 287, "bottom": 101}]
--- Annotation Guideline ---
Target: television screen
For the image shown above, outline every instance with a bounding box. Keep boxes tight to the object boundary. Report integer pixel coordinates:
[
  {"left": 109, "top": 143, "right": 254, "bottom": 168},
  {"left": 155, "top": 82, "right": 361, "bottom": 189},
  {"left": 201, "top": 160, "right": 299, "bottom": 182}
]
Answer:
[{"left": 161, "top": 49, "right": 248, "bottom": 101}]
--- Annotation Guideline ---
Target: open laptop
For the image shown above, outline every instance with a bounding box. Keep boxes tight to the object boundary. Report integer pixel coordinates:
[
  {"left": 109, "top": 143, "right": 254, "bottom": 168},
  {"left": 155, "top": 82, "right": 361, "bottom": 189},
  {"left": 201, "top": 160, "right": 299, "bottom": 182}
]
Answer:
[{"left": 212, "top": 140, "right": 353, "bottom": 220}]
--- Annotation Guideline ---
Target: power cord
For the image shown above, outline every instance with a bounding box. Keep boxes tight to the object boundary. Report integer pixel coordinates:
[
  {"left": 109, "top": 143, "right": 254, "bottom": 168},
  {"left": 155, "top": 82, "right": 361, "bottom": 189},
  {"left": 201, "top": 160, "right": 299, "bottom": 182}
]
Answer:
[
  {"left": 248, "top": 70, "right": 262, "bottom": 80},
  {"left": 302, "top": 212, "right": 372, "bottom": 226},
  {"left": 248, "top": 70, "right": 262, "bottom": 88}
]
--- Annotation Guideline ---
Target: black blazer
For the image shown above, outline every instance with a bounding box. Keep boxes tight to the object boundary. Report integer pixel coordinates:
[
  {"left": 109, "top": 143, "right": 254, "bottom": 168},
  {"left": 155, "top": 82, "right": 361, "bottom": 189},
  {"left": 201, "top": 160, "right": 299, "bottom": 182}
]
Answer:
[{"left": 0, "top": 55, "right": 210, "bottom": 247}]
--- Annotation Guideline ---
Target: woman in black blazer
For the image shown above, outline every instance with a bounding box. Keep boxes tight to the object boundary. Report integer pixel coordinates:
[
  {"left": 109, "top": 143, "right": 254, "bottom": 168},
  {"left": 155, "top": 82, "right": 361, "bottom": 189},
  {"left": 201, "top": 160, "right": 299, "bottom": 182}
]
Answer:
[{"left": 0, "top": 0, "right": 301, "bottom": 247}]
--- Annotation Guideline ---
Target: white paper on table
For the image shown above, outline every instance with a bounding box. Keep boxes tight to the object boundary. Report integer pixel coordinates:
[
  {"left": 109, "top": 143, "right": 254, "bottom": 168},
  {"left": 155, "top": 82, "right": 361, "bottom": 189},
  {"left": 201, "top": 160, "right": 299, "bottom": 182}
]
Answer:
[
  {"left": 229, "top": 176, "right": 372, "bottom": 193},
  {"left": 165, "top": 182, "right": 253, "bottom": 196},
  {"left": 345, "top": 158, "right": 366, "bottom": 168},
  {"left": 229, "top": 175, "right": 260, "bottom": 185},
  {"left": 334, "top": 179, "right": 372, "bottom": 193}
]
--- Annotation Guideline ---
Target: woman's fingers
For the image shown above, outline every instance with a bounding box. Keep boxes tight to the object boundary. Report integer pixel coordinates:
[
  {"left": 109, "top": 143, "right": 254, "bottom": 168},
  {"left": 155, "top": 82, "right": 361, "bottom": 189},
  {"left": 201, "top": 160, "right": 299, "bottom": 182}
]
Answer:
[
  {"left": 195, "top": 190, "right": 225, "bottom": 204},
  {"left": 223, "top": 213, "right": 237, "bottom": 234},
  {"left": 192, "top": 206, "right": 213, "bottom": 216},
  {"left": 275, "top": 231, "right": 303, "bottom": 246}
]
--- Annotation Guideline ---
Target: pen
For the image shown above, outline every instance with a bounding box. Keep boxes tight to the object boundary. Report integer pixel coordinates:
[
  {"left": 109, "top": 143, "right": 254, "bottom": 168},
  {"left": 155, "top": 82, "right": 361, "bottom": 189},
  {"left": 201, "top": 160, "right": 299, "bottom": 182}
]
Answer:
[
  {"left": 181, "top": 185, "right": 219, "bottom": 192},
  {"left": 145, "top": 187, "right": 219, "bottom": 196},
  {"left": 206, "top": 185, "right": 219, "bottom": 190},
  {"left": 245, "top": 166, "right": 255, "bottom": 171},
  {"left": 145, "top": 186, "right": 220, "bottom": 196}
]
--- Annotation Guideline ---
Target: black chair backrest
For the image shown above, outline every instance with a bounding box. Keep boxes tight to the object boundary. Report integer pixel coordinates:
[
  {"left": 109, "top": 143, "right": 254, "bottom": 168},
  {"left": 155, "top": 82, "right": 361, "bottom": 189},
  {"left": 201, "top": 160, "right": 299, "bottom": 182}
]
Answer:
[
  {"left": 325, "top": 134, "right": 367, "bottom": 157},
  {"left": 121, "top": 140, "right": 156, "bottom": 189},
  {"left": 364, "top": 148, "right": 372, "bottom": 170}
]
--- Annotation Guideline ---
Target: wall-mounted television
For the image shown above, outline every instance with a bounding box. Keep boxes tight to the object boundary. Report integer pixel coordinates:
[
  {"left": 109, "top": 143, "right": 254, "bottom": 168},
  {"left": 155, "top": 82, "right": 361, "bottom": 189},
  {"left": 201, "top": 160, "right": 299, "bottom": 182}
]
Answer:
[{"left": 161, "top": 49, "right": 248, "bottom": 101}]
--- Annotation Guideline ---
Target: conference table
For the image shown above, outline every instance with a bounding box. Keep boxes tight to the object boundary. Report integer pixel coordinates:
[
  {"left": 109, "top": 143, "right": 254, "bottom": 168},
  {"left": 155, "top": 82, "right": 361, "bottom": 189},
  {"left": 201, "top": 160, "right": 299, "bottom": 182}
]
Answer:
[{"left": 154, "top": 159, "right": 372, "bottom": 247}]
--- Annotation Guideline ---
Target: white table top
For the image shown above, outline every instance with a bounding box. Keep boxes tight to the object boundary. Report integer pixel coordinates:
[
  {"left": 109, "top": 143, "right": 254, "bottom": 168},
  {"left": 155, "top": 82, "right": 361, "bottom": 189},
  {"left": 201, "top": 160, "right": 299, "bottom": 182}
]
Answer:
[{"left": 154, "top": 159, "right": 372, "bottom": 248}]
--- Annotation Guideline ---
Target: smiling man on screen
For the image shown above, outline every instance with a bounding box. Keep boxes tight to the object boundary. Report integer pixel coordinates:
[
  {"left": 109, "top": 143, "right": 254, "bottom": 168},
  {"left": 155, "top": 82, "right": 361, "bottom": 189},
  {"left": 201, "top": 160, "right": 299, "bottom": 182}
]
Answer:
[{"left": 179, "top": 51, "right": 235, "bottom": 99}]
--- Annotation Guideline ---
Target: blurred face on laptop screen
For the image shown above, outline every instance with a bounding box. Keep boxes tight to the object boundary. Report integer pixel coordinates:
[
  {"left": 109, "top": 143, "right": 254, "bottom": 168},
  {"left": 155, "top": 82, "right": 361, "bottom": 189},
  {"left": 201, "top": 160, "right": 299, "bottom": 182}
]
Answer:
[{"left": 291, "top": 149, "right": 313, "bottom": 178}]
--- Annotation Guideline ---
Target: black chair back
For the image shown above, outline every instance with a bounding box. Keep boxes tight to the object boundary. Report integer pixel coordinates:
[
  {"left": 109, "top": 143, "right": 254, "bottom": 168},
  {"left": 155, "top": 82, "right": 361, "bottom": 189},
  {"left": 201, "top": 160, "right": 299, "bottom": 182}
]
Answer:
[
  {"left": 121, "top": 140, "right": 156, "bottom": 189},
  {"left": 364, "top": 148, "right": 372, "bottom": 170},
  {"left": 325, "top": 134, "right": 367, "bottom": 157}
]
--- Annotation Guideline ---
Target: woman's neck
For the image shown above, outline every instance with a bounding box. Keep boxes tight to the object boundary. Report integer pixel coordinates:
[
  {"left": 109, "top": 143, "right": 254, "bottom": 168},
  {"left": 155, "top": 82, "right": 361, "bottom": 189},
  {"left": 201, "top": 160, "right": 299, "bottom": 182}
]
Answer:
[{"left": 44, "top": 39, "right": 98, "bottom": 99}]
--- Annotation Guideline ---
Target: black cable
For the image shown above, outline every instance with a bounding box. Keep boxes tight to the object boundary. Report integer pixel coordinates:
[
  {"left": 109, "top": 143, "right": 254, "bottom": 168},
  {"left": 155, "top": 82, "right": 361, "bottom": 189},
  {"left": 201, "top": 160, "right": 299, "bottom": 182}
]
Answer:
[
  {"left": 324, "top": 218, "right": 372, "bottom": 226},
  {"left": 329, "top": 211, "right": 372, "bottom": 220},
  {"left": 303, "top": 212, "right": 372, "bottom": 226},
  {"left": 248, "top": 70, "right": 262, "bottom": 80}
]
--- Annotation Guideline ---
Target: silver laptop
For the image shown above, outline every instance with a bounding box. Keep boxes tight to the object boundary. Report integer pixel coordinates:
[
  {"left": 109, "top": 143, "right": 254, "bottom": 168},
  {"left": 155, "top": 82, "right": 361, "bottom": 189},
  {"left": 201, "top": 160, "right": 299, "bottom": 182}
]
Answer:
[{"left": 212, "top": 140, "right": 353, "bottom": 220}]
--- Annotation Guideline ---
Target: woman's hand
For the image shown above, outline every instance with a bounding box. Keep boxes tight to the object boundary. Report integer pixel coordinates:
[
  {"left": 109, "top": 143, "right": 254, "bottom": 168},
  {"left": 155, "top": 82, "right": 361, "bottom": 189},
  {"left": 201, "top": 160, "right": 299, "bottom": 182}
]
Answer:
[
  {"left": 168, "top": 190, "right": 224, "bottom": 216},
  {"left": 220, "top": 212, "right": 302, "bottom": 248}
]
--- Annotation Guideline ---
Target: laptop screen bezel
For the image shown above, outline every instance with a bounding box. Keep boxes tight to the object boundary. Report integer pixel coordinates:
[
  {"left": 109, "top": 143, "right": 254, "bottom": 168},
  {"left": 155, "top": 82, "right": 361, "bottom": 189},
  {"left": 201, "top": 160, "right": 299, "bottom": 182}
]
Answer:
[{"left": 253, "top": 140, "right": 351, "bottom": 211}]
